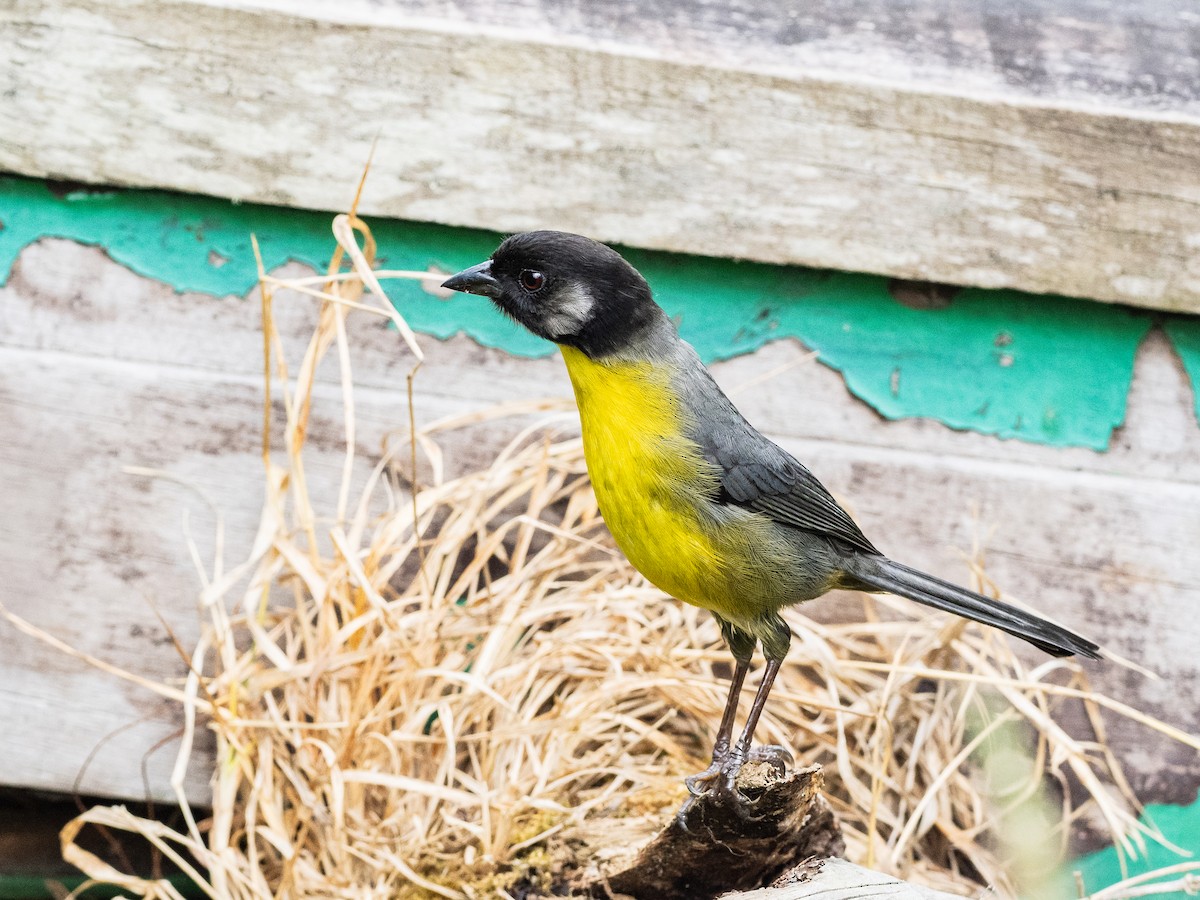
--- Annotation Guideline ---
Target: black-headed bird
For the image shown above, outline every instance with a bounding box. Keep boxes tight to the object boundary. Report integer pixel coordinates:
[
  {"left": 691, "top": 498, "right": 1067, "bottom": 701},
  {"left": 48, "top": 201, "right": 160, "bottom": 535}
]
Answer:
[{"left": 443, "top": 231, "right": 1099, "bottom": 810}]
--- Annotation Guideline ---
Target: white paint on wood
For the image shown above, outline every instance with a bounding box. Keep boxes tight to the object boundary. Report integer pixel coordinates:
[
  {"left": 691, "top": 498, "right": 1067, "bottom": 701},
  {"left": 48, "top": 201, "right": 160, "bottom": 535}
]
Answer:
[
  {"left": 242, "top": 0, "right": 1200, "bottom": 122},
  {"left": 2, "top": 1, "right": 1200, "bottom": 311},
  {"left": 722, "top": 857, "right": 972, "bottom": 899},
  {"left": 1, "top": 240, "right": 1199, "bottom": 806}
]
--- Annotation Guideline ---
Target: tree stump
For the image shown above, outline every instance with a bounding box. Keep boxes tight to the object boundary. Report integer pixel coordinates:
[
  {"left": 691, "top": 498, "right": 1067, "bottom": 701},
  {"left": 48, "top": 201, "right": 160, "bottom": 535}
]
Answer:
[{"left": 589, "top": 762, "right": 843, "bottom": 899}]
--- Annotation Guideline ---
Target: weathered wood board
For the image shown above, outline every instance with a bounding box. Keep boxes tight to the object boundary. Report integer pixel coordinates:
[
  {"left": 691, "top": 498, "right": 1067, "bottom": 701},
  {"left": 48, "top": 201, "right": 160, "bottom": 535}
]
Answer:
[
  {"left": 725, "top": 857, "right": 971, "bottom": 899},
  {"left": 3, "top": 0, "right": 1200, "bottom": 311},
  {"left": 1, "top": 237, "right": 1198, "bottom": 811}
]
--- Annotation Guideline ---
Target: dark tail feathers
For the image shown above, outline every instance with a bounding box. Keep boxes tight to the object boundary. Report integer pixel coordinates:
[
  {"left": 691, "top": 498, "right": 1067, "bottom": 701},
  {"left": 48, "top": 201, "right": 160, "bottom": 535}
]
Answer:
[{"left": 845, "top": 556, "right": 1100, "bottom": 659}]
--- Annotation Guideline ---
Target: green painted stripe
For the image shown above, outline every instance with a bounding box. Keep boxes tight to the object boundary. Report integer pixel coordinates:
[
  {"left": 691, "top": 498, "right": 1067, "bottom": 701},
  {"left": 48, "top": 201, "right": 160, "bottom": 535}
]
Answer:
[
  {"left": 1062, "top": 797, "right": 1200, "bottom": 897},
  {"left": 0, "top": 176, "right": 1184, "bottom": 449},
  {"left": 2, "top": 175, "right": 1197, "bottom": 894},
  {"left": 1165, "top": 317, "right": 1200, "bottom": 424}
]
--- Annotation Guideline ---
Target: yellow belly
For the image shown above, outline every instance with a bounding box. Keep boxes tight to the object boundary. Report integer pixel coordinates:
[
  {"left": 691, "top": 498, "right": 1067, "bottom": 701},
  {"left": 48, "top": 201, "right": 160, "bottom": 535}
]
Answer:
[{"left": 560, "top": 346, "right": 749, "bottom": 616}]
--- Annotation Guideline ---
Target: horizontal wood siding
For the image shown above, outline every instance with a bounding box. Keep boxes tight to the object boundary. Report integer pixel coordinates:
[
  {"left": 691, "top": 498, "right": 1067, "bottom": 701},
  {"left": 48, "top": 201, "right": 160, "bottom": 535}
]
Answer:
[
  {"left": 1, "top": 238, "right": 1198, "bottom": 805},
  {"left": 2, "top": 0, "right": 1199, "bottom": 311}
]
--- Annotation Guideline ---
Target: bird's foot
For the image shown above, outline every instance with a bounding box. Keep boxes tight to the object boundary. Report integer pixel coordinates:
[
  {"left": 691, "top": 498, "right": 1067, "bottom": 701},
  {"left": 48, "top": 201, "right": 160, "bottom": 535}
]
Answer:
[
  {"left": 684, "top": 758, "right": 725, "bottom": 798},
  {"left": 675, "top": 744, "right": 793, "bottom": 830},
  {"left": 676, "top": 750, "right": 733, "bottom": 830},
  {"left": 712, "top": 743, "right": 792, "bottom": 794},
  {"left": 748, "top": 743, "right": 793, "bottom": 775}
]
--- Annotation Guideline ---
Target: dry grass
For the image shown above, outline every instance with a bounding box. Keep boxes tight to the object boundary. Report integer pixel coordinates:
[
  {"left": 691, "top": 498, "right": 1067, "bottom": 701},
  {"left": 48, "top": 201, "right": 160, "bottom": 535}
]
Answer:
[{"left": 20, "top": 199, "right": 1200, "bottom": 899}]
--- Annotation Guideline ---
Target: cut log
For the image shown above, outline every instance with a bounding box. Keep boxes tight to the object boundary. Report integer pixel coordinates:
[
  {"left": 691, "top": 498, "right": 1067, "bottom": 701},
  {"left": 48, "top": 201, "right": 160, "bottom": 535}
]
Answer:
[{"left": 590, "top": 763, "right": 843, "bottom": 899}]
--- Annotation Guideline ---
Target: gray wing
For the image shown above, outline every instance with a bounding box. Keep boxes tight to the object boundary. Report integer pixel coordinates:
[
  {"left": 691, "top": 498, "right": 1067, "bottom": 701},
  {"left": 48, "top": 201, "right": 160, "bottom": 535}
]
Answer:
[{"left": 703, "top": 425, "right": 880, "bottom": 555}]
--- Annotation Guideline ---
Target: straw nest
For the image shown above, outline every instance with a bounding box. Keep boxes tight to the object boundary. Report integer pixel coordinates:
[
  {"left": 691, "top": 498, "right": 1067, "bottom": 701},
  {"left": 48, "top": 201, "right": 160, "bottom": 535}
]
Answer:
[{"left": 36, "top": 205, "right": 1200, "bottom": 900}]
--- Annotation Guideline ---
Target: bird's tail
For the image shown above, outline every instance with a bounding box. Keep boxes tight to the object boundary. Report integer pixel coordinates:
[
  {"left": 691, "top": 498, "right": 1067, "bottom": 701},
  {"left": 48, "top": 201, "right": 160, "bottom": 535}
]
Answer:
[{"left": 844, "top": 555, "right": 1100, "bottom": 659}]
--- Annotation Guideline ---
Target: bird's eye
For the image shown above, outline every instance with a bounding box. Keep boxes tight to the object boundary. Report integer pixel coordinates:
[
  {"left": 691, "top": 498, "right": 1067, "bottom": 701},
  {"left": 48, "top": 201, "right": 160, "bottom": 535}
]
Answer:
[{"left": 519, "top": 269, "right": 545, "bottom": 292}]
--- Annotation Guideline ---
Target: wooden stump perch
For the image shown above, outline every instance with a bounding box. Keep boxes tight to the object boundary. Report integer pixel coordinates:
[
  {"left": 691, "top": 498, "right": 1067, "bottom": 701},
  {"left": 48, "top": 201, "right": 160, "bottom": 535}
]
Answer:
[
  {"left": 587, "top": 762, "right": 970, "bottom": 900},
  {"left": 590, "top": 762, "right": 842, "bottom": 899}
]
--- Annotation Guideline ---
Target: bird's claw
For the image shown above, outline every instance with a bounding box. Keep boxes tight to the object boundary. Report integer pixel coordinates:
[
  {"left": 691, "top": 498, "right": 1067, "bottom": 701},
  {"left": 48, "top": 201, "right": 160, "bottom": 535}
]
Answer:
[
  {"left": 675, "top": 743, "right": 794, "bottom": 830},
  {"left": 684, "top": 759, "right": 724, "bottom": 797},
  {"left": 748, "top": 743, "right": 793, "bottom": 775},
  {"left": 676, "top": 751, "right": 732, "bottom": 830},
  {"left": 675, "top": 746, "right": 752, "bottom": 830},
  {"left": 674, "top": 793, "right": 700, "bottom": 831}
]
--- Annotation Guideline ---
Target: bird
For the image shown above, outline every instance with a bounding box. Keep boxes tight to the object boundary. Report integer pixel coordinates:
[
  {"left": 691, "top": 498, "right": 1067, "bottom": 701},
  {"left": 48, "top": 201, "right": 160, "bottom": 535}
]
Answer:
[{"left": 442, "top": 230, "right": 1100, "bottom": 810}]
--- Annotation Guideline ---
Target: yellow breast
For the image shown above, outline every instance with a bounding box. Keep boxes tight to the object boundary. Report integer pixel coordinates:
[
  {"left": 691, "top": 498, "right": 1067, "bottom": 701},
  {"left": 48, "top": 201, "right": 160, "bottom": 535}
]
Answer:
[{"left": 560, "top": 346, "right": 732, "bottom": 610}]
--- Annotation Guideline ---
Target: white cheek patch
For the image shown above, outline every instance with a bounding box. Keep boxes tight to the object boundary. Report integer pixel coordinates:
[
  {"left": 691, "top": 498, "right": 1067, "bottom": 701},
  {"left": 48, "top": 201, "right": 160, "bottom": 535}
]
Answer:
[{"left": 542, "top": 282, "right": 596, "bottom": 338}]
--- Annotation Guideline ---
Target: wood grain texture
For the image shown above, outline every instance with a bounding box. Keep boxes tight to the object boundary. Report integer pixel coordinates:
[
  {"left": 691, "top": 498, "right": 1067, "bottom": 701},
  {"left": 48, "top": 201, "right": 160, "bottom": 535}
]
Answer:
[
  {"left": 724, "top": 857, "right": 971, "bottom": 899},
  {"left": 1, "top": 239, "right": 1198, "bottom": 809},
  {"left": 597, "top": 763, "right": 843, "bottom": 899},
  {"left": 3, "top": 0, "right": 1200, "bottom": 311},
  {"left": 274, "top": 0, "right": 1200, "bottom": 116}
]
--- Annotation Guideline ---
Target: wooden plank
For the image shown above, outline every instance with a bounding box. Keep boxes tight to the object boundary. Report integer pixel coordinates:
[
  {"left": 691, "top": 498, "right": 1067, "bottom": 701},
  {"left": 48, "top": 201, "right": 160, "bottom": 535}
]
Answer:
[
  {"left": 3, "top": 0, "right": 1200, "bottom": 312},
  {"left": 1, "top": 240, "right": 1198, "bottom": 808},
  {"left": 9, "top": 238, "right": 1198, "bottom": 484},
  {"left": 0, "top": 354, "right": 408, "bottom": 805},
  {"left": 725, "top": 857, "right": 970, "bottom": 899},
  {"left": 182, "top": 0, "right": 1200, "bottom": 117}
]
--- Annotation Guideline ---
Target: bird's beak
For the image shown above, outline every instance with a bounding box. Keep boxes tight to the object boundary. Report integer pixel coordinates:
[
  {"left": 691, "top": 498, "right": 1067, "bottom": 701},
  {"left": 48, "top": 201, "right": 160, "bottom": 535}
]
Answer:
[{"left": 442, "top": 261, "right": 502, "bottom": 299}]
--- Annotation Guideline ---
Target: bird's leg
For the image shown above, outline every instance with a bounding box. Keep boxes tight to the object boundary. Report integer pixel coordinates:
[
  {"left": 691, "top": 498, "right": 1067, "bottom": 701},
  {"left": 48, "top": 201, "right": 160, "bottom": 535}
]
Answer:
[
  {"left": 718, "top": 657, "right": 782, "bottom": 794},
  {"left": 684, "top": 658, "right": 748, "bottom": 797}
]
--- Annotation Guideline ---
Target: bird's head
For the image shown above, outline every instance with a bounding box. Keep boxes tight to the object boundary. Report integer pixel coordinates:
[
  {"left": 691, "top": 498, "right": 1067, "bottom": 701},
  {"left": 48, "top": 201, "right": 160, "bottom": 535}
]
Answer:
[{"left": 441, "top": 231, "right": 661, "bottom": 357}]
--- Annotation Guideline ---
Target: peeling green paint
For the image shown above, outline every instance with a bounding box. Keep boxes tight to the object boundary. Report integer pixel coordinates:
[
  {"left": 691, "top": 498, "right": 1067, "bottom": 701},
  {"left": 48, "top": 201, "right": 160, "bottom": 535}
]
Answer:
[
  {"left": 2, "top": 176, "right": 1200, "bottom": 895},
  {"left": 1164, "top": 317, "right": 1200, "bottom": 424},
  {"left": 0, "top": 176, "right": 1177, "bottom": 449},
  {"left": 634, "top": 254, "right": 1153, "bottom": 449},
  {"left": 0, "top": 176, "right": 546, "bottom": 356},
  {"left": 1063, "top": 796, "right": 1200, "bottom": 897}
]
